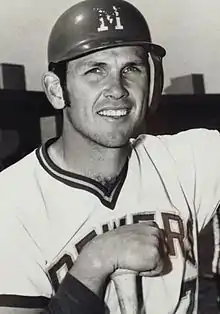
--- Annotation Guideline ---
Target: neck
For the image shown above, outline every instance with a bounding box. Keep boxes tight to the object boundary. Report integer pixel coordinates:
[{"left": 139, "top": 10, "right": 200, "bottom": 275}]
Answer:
[{"left": 48, "top": 130, "right": 130, "bottom": 182}]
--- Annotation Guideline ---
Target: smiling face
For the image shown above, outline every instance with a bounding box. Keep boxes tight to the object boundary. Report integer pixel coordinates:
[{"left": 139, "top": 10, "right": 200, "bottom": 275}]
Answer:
[{"left": 63, "top": 45, "right": 149, "bottom": 148}]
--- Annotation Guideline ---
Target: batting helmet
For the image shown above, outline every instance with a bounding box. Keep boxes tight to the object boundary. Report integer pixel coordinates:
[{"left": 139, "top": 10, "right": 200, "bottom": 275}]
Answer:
[{"left": 47, "top": 0, "right": 166, "bottom": 112}]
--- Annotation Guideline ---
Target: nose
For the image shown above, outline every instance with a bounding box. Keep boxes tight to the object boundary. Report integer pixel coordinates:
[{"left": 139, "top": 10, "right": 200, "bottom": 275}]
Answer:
[{"left": 103, "top": 75, "right": 129, "bottom": 100}]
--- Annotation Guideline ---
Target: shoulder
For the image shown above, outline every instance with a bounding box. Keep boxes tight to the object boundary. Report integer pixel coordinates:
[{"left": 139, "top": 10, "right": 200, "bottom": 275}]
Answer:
[
  {"left": 133, "top": 128, "right": 220, "bottom": 156},
  {"left": 0, "top": 150, "right": 39, "bottom": 214},
  {"left": 131, "top": 128, "right": 220, "bottom": 181},
  {"left": 157, "top": 128, "right": 220, "bottom": 148}
]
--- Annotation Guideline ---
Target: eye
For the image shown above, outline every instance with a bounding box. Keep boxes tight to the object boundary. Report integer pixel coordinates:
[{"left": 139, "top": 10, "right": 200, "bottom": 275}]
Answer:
[
  {"left": 122, "top": 65, "right": 141, "bottom": 75},
  {"left": 84, "top": 67, "right": 104, "bottom": 75}
]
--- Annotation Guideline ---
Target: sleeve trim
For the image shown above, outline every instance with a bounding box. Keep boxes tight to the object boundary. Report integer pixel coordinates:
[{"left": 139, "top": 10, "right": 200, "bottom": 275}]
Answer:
[
  {"left": 52, "top": 274, "right": 106, "bottom": 314},
  {"left": 0, "top": 295, "right": 50, "bottom": 309}
]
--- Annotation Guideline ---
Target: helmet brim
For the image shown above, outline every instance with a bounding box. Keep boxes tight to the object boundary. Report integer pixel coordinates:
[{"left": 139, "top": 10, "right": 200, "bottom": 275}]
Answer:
[{"left": 50, "top": 40, "right": 166, "bottom": 65}]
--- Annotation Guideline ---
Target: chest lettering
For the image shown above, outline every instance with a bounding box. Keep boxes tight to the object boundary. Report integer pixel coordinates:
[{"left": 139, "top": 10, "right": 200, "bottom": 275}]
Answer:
[{"left": 48, "top": 212, "right": 195, "bottom": 291}]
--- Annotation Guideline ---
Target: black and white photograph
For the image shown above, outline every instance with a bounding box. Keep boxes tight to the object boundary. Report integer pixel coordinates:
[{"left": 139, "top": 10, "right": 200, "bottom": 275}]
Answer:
[{"left": 0, "top": 0, "right": 220, "bottom": 313}]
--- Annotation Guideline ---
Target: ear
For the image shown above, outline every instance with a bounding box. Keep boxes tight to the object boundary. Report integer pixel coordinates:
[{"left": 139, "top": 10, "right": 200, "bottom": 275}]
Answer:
[{"left": 41, "top": 72, "right": 65, "bottom": 110}]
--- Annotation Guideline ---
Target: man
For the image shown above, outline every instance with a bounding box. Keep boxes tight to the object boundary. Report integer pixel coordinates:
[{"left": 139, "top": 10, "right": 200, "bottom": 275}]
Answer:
[{"left": 0, "top": 0, "right": 220, "bottom": 313}]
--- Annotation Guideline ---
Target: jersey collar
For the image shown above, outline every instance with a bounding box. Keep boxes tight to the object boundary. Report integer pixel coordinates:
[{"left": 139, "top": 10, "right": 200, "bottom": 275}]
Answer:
[{"left": 36, "top": 138, "right": 128, "bottom": 210}]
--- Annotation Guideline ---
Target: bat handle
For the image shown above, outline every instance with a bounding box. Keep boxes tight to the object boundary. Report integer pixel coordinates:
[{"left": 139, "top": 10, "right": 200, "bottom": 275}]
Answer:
[{"left": 111, "top": 269, "right": 138, "bottom": 314}]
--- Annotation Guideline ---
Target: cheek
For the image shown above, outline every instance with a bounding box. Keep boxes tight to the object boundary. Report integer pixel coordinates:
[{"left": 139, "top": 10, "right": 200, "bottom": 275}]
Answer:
[
  {"left": 126, "top": 74, "right": 148, "bottom": 99},
  {"left": 67, "top": 81, "right": 85, "bottom": 101},
  {"left": 128, "top": 84, "right": 148, "bottom": 106},
  {"left": 66, "top": 89, "right": 98, "bottom": 122},
  {"left": 137, "top": 74, "right": 149, "bottom": 94},
  {"left": 68, "top": 80, "right": 102, "bottom": 107}
]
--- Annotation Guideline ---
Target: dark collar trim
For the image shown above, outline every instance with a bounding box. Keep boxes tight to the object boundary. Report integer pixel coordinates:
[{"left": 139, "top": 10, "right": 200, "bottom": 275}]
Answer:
[{"left": 36, "top": 139, "right": 128, "bottom": 210}]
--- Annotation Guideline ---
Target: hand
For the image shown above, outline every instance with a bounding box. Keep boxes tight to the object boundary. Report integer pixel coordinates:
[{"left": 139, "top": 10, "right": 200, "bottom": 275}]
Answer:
[
  {"left": 69, "top": 221, "right": 166, "bottom": 296},
  {"left": 85, "top": 221, "right": 165, "bottom": 275},
  {"left": 108, "top": 221, "right": 165, "bottom": 276}
]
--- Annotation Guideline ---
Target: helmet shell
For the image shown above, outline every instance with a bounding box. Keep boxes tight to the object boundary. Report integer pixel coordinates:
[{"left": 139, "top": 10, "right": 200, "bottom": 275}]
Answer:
[{"left": 48, "top": 0, "right": 166, "bottom": 64}]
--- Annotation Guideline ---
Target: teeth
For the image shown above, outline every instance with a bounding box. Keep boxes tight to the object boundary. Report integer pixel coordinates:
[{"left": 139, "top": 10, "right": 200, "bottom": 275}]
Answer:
[{"left": 98, "top": 109, "right": 128, "bottom": 117}]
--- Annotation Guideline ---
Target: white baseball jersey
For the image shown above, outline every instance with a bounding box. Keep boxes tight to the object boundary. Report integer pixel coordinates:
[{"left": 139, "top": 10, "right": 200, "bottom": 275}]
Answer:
[{"left": 0, "top": 128, "right": 220, "bottom": 314}]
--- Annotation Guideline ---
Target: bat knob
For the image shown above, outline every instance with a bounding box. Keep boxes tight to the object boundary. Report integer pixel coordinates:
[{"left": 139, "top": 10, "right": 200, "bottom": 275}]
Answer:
[{"left": 111, "top": 269, "right": 139, "bottom": 314}]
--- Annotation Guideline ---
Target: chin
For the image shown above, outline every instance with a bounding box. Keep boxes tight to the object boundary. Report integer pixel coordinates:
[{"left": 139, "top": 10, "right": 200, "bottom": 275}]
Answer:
[
  {"left": 85, "top": 127, "right": 135, "bottom": 148},
  {"left": 104, "top": 141, "right": 129, "bottom": 149},
  {"left": 94, "top": 135, "right": 131, "bottom": 149}
]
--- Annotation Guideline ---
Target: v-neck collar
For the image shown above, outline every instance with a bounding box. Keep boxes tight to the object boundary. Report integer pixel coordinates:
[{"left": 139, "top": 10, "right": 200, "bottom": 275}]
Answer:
[{"left": 36, "top": 138, "right": 129, "bottom": 210}]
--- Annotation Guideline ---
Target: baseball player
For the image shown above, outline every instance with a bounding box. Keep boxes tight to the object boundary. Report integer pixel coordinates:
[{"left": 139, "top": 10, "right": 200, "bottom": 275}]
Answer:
[{"left": 0, "top": 0, "right": 220, "bottom": 313}]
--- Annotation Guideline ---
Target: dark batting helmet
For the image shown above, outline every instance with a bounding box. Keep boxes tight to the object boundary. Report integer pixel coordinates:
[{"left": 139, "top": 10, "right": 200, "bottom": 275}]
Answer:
[{"left": 47, "top": 0, "right": 166, "bottom": 112}]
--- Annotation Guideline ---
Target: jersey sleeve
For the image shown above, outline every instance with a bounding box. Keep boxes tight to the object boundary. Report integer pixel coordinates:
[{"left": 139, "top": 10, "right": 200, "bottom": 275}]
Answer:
[
  {"left": 0, "top": 200, "right": 52, "bottom": 310},
  {"left": 159, "top": 129, "right": 220, "bottom": 232},
  {"left": 187, "top": 129, "right": 220, "bottom": 231},
  {"left": 43, "top": 274, "right": 106, "bottom": 314}
]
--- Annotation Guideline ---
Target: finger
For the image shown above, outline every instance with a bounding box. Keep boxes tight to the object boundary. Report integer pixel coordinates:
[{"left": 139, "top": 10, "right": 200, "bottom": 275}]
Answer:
[
  {"left": 137, "top": 220, "right": 159, "bottom": 230},
  {"left": 136, "top": 220, "right": 160, "bottom": 236},
  {"left": 111, "top": 268, "right": 138, "bottom": 278},
  {"left": 140, "top": 230, "right": 168, "bottom": 277},
  {"left": 139, "top": 259, "right": 164, "bottom": 277}
]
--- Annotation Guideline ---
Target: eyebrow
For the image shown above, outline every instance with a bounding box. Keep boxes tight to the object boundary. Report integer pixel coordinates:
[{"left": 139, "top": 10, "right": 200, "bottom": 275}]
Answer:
[
  {"left": 80, "top": 59, "right": 146, "bottom": 69},
  {"left": 125, "top": 60, "right": 146, "bottom": 67},
  {"left": 77, "top": 61, "right": 106, "bottom": 72},
  {"left": 73, "top": 54, "right": 148, "bottom": 74}
]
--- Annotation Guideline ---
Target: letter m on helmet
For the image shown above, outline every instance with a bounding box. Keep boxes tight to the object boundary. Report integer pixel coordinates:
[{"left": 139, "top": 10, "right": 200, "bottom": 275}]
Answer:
[{"left": 95, "top": 6, "right": 124, "bottom": 32}]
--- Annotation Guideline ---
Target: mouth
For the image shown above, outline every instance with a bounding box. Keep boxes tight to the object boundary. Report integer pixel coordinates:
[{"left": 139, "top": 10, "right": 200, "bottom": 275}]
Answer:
[{"left": 97, "top": 108, "right": 130, "bottom": 119}]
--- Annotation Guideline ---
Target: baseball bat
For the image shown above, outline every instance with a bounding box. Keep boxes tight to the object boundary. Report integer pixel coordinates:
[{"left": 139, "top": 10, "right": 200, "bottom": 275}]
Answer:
[{"left": 111, "top": 269, "right": 139, "bottom": 314}]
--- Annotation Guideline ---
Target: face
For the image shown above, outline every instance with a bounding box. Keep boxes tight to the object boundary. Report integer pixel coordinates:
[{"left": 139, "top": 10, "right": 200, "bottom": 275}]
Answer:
[{"left": 64, "top": 45, "right": 149, "bottom": 148}]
